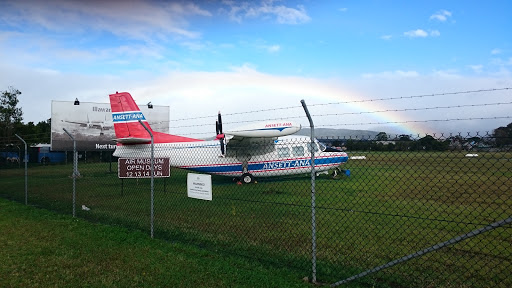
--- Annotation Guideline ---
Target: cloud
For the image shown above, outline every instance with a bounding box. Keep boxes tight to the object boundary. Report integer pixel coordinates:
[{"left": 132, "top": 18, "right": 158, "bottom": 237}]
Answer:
[
  {"left": 404, "top": 29, "right": 428, "bottom": 38},
  {"left": 430, "top": 10, "right": 452, "bottom": 22},
  {"left": 491, "top": 48, "right": 502, "bottom": 55},
  {"left": 380, "top": 35, "right": 392, "bottom": 40},
  {"left": 404, "top": 29, "right": 440, "bottom": 38},
  {"left": 338, "top": 8, "right": 348, "bottom": 12},
  {"left": 362, "top": 70, "right": 420, "bottom": 79},
  {"left": 222, "top": 0, "right": 311, "bottom": 24},
  {"left": 430, "top": 30, "right": 440, "bottom": 37},
  {"left": 265, "top": 44, "right": 281, "bottom": 53},
  {"left": 432, "top": 69, "right": 461, "bottom": 78},
  {"left": 468, "top": 65, "right": 483, "bottom": 74},
  {"left": 490, "top": 57, "right": 512, "bottom": 67},
  {"left": 1, "top": 0, "right": 212, "bottom": 42}
]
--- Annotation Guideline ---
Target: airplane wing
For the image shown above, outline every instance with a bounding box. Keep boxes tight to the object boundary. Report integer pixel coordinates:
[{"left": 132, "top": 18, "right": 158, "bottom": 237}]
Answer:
[
  {"left": 62, "top": 120, "right": 88, "bottom": 127},
  {"left": 223, "top": 121, "right": 301, "bottom": 158}
]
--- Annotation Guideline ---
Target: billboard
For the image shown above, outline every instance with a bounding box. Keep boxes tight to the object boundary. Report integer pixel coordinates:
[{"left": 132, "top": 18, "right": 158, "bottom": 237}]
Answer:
[{"left": 51, "top": 100, "right": 169, "bottom": 151}]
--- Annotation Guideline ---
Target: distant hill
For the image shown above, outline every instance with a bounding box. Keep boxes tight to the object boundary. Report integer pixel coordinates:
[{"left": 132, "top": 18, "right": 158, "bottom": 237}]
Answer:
[{"left": 296, "top": 128, "right": 381, "bottom": 139}]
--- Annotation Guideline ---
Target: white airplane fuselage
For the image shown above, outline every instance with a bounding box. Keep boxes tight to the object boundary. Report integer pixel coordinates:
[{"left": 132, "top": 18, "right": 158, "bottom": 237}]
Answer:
[{"left": 113, "top": 135, "right": 348, "bottom": 178}]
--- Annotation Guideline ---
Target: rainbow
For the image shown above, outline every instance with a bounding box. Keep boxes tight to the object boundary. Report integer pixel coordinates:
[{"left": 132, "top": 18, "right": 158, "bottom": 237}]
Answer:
[{"left": 310, "top": 87, "right": 429, "bottom": 136}]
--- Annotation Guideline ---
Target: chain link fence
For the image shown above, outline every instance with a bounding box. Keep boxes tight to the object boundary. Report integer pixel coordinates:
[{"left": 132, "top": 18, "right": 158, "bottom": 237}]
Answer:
[{"left": 1, "top": 132, "right": 511, "bottom": 287}]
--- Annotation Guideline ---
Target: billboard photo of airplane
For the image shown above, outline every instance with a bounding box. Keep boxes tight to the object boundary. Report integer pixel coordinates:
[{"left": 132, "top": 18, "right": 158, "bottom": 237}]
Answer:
[{"left": 51, "top": 100, "right": 169, "bottom": 151}]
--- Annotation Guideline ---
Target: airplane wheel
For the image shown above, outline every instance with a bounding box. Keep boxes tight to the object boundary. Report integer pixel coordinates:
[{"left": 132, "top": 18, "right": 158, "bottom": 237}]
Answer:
[{"left": 241, "top": 173, "right": 254, "bottom": 184}]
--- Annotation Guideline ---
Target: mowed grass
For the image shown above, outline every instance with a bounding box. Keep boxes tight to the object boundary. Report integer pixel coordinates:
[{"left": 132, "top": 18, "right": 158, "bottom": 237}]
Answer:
[
  {"left": 0, "top": 198, "right": 312, "bottom": 288},
  {"left": 1, "top": 150, "right": 511, "bottom": 287}
]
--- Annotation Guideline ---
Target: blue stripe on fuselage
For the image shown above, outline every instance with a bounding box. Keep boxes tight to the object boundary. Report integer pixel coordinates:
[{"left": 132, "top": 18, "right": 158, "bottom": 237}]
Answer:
[
  {"left": 182, "top": 155, "right": 348, "bottom": 175},
  {"left": 248, "top": 155, "right": 348, "bottom": 172}
]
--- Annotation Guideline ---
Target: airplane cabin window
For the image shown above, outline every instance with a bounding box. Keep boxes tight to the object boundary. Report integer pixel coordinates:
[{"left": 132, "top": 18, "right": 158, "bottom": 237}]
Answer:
[
  {"left": 292, "top": 146, "right": 304, "bottom": 156},
  {"left": 278, "top": 147, "right": 290, "bottom": 158}
]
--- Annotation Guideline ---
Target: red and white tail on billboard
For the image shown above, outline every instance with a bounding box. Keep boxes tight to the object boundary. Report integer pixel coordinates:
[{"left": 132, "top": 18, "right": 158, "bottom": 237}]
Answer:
[{"left": 109, "top": 92, "right": 202, "bottom": 144}]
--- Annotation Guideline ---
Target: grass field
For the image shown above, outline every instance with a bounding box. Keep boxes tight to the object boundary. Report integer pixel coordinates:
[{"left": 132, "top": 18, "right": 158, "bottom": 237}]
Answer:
[
  {"left": 1, "top": 150, "right": 511, "bottom": 287},
  {"left": 0, "top": 198, "right": 312, "bottom": 288}
]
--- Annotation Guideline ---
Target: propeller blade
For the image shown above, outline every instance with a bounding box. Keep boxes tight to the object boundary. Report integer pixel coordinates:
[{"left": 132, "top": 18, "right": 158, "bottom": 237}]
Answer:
[{"left": 217, "top": 111, "right": 223, "bottom": 134}]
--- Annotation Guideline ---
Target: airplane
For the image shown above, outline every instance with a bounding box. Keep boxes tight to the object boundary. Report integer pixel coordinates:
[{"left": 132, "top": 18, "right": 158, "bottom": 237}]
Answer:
[
  {"left": 62, "top": 114, "right": 113, "bottom": 135},
  {"left": 109, "top": 91, "right": 349, "bottom": 184}
]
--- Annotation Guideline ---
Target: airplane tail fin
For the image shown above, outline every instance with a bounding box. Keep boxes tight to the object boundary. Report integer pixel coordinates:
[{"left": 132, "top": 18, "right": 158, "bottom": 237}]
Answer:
[
  {"left": 109, "top": 92, "right": 202, "bottom": 144},
  {"left": 109, "top": 92, "right": 153, "bottom": 143}
]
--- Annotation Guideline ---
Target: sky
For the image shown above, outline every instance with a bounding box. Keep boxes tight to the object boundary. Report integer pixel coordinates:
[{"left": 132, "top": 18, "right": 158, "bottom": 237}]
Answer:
[{"left": 1, "top": 0, "right": 511, "bottom": 137}]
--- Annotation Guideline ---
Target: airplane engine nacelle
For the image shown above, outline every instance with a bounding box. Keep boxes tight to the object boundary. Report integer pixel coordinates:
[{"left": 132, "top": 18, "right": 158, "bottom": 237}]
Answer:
[{"left": 226, "top": 121, "right": 301, "bottom": 138}]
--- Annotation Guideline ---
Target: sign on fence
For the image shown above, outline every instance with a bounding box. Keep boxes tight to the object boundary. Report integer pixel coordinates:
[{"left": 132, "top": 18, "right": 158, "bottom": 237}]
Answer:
[
  {"left": 118, "top": 158, "right": 170, "bottom": 178},
  {"left": 187, "top": 173, "right": 212, "bottom": 201}
]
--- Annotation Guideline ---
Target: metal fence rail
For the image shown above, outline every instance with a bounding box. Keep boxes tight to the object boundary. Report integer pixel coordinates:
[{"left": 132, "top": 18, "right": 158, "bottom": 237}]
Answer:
[{"left": 1, "top": 132, "right": 511, "bottom": 287}]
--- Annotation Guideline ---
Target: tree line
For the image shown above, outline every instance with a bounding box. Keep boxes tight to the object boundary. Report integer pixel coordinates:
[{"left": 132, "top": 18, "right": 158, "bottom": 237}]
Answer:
[{"left": 328, "top": 131, "right": 511, "bottom": 152}]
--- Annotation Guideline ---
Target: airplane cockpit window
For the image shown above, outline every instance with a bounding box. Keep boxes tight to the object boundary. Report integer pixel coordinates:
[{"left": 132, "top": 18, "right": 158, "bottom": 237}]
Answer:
[
  {"left": 318, "top": 142, "right": 327, "bottom": 152},
  {"left": 307, "top": 142, "right": 319, "bottom": 154},
  {"left": 277, "top": 147, "right": 290, "bottom": 158},
  {"left": 306, "top": 141, "right": 327, "bottom": 154},
  {"left": 292, "top": 146, "right": 304, "bottom": 156}
]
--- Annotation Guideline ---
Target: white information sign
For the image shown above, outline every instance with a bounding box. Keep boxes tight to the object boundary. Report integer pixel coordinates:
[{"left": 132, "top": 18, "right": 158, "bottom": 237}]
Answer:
[{"left": 187, "top": 173, "right": 212, "bottom": 201}]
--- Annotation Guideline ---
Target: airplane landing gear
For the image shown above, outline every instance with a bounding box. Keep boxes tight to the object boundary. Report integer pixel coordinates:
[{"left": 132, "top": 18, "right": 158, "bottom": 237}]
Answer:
[
  {"left": 241, "top": 173, "right": 255, "bottom": 184},
  {"left": 331, "top": 167, "right": 339, "bottom": 178},
  {"left": 332, "top": 167, "right": 350, "bottom": 179}
]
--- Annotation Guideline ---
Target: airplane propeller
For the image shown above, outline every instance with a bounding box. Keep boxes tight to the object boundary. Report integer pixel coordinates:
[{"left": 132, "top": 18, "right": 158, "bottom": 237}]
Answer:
[{"left": 216, "top": 111, "right": 225, "bottom": 156}]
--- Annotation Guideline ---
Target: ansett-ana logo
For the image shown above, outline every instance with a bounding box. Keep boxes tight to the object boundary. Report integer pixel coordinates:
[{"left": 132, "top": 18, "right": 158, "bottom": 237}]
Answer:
[{"left": 112, "top": 112, "right": 146, "bottom": 122}]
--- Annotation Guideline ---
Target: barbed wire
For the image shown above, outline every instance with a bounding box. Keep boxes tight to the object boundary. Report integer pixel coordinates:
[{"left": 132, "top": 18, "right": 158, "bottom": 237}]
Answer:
[
  {"left": 307, "top": 87, "right": 511, "bottom": 108},
  {"left": 317, "top": 116, "right": 512, "bottom": 128},
  {"left": 311, "top": 101, "right": 512, "bottom": 118},
  {"left": 167, "top": 101, "right": 512, "bottom": 129},
  {"left": 169, "top": 87, "right": 511, "bottom": 122},
  {"left": 175, "top": 116, "right": 512, "bottom": 137}
]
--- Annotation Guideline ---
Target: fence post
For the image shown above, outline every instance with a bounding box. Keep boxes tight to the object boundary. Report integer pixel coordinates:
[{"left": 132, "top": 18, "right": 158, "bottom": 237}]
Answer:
[
  {"left": 139, "top": 120, "right": 155, "bottom": 239},
  {"left": 301, "top": 99, "right": 317, "bottom": 283},
  {"left": 15, "top": 134, "right": 28, "bottom": 205},
  {"left": 63, "top": 128, "right": 77, "bottom": 218}
]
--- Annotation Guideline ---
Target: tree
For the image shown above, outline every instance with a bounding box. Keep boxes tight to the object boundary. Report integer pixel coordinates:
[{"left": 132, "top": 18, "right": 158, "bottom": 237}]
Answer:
[
  {"left": 0, "top": 86, "right": 23, "bottom": 142},
  {"left": 417, "top": 135, "right": 448, "bottom": 151},
  {"left": 376, "top": 132, "right": 388, "bottom": 141},
  {"left": 493, "top": 122, "right": 512, "bottom": 147},
  {"left": 398, "top": 134, "right": 412, "bottom": 141}
]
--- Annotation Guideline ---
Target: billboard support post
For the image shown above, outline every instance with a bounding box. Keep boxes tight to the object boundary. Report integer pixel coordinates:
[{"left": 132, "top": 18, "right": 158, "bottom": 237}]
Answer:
[{"left": 63, "top": 128, "right": 77, "bottom": 218}]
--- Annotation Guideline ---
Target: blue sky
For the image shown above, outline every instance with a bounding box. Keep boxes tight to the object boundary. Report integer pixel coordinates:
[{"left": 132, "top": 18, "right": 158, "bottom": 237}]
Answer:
[{"left": 1, "top": 0, "right": 511, "bottom": 136}]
